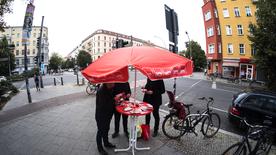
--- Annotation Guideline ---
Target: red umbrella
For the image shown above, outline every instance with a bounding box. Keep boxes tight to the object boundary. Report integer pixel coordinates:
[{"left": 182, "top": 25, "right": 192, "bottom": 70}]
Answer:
[{"left": 82, "top": 46, "right": 193, "bottom": 83}]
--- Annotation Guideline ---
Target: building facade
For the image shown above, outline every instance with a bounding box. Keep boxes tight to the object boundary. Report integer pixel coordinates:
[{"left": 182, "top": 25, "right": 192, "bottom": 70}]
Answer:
[
  {"left": 0, "top": 26, "right": 49, "bottom": 74},
  {"left": 202, "top": 0, "right": 258, "bottom": 81},
  {"left": 67, "top": 29, "right": 156, "bottom": 62}
]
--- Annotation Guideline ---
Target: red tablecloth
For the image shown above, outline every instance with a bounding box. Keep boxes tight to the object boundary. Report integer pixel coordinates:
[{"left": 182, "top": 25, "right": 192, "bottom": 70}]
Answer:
[{"left": 116, "top": 101, "right": 153, "bottom": 116}]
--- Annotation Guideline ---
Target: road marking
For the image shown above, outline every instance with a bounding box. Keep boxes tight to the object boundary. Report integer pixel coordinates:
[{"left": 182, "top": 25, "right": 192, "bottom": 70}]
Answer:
[
  {"left": 165, "top": 79, "right": 202, "bottom": 106},
  {"left": 210, "top": 107, "right": 228, "bottom": 113},
  {"left": 215, "top": 88, "right": 236, "bottom": 93},
  {"left": 212, "top": 81, "right": 216, "bottom": 89}
]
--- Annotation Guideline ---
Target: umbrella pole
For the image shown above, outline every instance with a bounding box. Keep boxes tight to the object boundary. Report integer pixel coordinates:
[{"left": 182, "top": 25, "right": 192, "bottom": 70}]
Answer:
[{"left": 134, "top": 69, "right": 137, "bottom": 104}]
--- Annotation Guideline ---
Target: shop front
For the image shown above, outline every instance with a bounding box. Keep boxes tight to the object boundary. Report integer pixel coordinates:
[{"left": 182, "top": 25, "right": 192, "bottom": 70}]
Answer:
[{"left": 222, "top": 60, "right": 239, "bottom": 78}]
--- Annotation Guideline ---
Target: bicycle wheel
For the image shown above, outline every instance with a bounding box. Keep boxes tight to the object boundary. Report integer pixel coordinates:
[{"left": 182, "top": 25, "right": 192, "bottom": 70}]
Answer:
[
  {"left": 222, "top": 142, "right": 247, "bottom": 155},
  {"left": 201, "top": 113, "right": 220, "bottom": 138},
  {"left": 162, "top": 115, "right": 187, "bottom": 139},
  {"left": 86, "top": 85, "right": 96, "bottom": 95},
  {"left": 255, "top": 137, "right": 273, "bottom": 155}
]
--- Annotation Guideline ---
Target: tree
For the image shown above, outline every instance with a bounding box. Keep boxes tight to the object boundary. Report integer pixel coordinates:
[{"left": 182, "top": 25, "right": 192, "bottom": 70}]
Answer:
[
  {"left": 76, "top": 50, "right": 91, "bottom": 70},
  {"left": 249, "top": 0, "right": 276, "bottom": 91},
  {"left": 182, "top": 40, "right": 207, "bottom": 71},
  {"left": 61, "top": 57, "right": 75, "bottom": 69},
  {"left": 0, "top": 36, "right": 15, "bottom": 76},
  {"left": 0, "top": 0, "right": 14, "bottom": 32},
  {"left": 48, "top": 52, "right": 63, "bottom": 73}
]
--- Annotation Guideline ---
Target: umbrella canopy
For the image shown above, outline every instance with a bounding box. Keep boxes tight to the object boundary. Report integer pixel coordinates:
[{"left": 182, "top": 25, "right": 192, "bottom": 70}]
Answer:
[{"left": 82, "top": 46, "right": 193, "bottom": 83}]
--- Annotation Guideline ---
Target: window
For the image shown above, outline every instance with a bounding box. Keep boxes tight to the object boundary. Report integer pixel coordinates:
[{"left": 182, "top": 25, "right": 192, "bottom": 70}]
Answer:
[
  {"left": 239, "top": 44, "right": 245, "bottom": 54},
  {"left": 218, "top": 43, "right": 222, "bottom": 53},
  {"left": 98, "top": 36, "right": 100, "bottom": 40},
  {"left": 205, "top": 11, "right": 211, "bottom": 21},
  {"left": 109, "top": 43, "right": 111, "bottom": 47},
  {"left": 17, "top": 33, "right": 20, "bottom": 38},
  {"left": 16, "top": 59, "right": 19, "bottom": 65},
  {"left": 33, "top": 40, "right": 36, "bottom": 46},
  {"left": 33, "top": 49, "right": 35, "bottom": 54},
  {"left": 237, "top": 25, "right": 243, "bottom": 35},
  {"left": 227, "top": 43, "right": 233, "bottom": 54},
  {"left": 98, "top": 48, "right": 100, "bottom": 53},
  {"left": 251, "top": 45, "right": 256, "bottom": 56},
  {"left": 21, "top": 50, "right": 24, "bottom": 55},
  {"left": 27, "top": 49, "right": 30, "bottom": 55},
  {"left": 207, "top": 27, "right": 214, "bottom": 37},
  {"left": 221, "top": 0, "right": 226, "bottom": 2},
  {"left": 33, "top": 33, "right": 36, "bottom": 37},
  {"left": 208, "top": 44, "right": 215, "bottom": 54},
  {"left": 104, "top": 36, "right": 106, "bottom": 40},
  {"left": 16, "top": 41, "right": 19, "bottom": 46},
  {"left": 214, "top": 9, "right": 218, "bottom": 18},
  {"left": 223, "top": 8, "right": 229, "bottom": 17},
  {"left": 226, "top": 25, "right": 232, "bottom": 35},
  {"left": 244, "top": 95, "right": 261, "bottom": 109},
  {"left": 263, "top": 97, "right": 276, "bottom": 113},
  {"left": 217, "top": 25, "right": 221, "bottom": 35},
  {"left": 245, "top": 6, "right": 252, "bottom": 16},
  {"left": 98, "top": 42, "right": 100, "bottom": 46},
  {"left": 104, "top": 42, "right": 106, "bottom": 47},
  {"left": 104, "top": 49, "right": 106, "bottom": 53},
  {"left": 234, "top": 7, "right": 240, "bottom": 17},
  {"left": 16, "top": 50, "right": 19, "bottom": 55}
]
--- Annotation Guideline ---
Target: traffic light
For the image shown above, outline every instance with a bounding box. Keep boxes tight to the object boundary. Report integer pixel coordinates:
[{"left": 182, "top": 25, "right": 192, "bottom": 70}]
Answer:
[
  {"left": 41, "top": 54, "right": 44, "bottom": 63},
  {"left": 36, "top": 37, "right": 40, "bottom": 49},
  {"left": 33, "top": 56, "right": 38, "bottom": 65}
]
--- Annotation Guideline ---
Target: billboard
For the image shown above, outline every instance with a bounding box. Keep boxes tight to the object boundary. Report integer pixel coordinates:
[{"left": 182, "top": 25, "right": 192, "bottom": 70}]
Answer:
[{"left": 22, "top": 3, "right": 35, "bottom": 45}]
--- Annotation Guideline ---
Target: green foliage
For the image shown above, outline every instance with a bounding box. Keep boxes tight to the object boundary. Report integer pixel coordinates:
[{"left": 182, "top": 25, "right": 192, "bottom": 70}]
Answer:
[
  {"left": 0, "top": 0, "right": 14, "bottom": 32},
  {"left": 182, "top": 41, "right": 207, "bottom": 71},
  {"left": 0, "top": 36, "right": 16, "bottom": 76},
  {"left": 49, "top": 53, "right": 63, "bottom": 72},
  {"left": 0, "top": 80, "right": 18, "bottom": 96},
  {"left": 249, "top": 0, "right": 276, "bottom": 91},
  {"left": 76, "top": 50, "right": 91, "bottom": 70},
  {"left": 62, "top": 58, "right": 75, "bottom": 69}
]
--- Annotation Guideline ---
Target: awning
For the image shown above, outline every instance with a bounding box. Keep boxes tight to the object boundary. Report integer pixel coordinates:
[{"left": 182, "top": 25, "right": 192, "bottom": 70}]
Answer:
[{"left": 222, "top": 62, "right": 239, "bottom": 67}]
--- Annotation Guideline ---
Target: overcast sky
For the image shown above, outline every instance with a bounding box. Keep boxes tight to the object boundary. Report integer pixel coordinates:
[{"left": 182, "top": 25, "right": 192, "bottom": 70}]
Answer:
[{"left": 4, "top": 0, "right": 205, "bottom": 57}]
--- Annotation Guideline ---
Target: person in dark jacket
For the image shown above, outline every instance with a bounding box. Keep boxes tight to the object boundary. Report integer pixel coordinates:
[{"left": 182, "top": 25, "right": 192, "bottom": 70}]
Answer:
[
  {"left": 142, "top": 78, "right": 165, "bottom": 137},
  {"left": 95, "top": 83, "right": 116, "bottom": 155},
  {"left": 112, "top": 82, "right": 131, "bottom": 138}
]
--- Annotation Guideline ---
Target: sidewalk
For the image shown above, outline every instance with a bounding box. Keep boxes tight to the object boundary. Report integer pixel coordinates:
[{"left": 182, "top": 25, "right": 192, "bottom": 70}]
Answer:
[{"left": 0, "top": 77, "right": 274, "bottom": 155}]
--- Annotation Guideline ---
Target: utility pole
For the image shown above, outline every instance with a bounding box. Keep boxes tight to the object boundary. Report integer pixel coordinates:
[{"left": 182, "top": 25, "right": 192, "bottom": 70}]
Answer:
[
  {"left": 37, "top": 16, "right": 44, "bottom": 88},
  {"left": 22, "top": 1, "right": 35, "bottom": 103},
  {"left": 185, "top": 31, "right": 192, "bottom": 59}
]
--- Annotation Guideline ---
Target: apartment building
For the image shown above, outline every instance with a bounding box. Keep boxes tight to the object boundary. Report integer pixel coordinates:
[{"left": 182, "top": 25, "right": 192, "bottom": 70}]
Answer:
[
  {"left": 67, "top": 29, "right": 155, "bottom": 61},
  {"left": 202, "top": 0, "right": 258, "bottom": 81},
  {"left": 0, "top": 26, "right": 49, "bottom": 74}
]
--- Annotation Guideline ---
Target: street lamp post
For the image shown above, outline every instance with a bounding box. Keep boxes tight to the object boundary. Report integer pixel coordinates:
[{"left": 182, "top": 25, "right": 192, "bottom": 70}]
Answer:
[{"left": 185, "top": 31, "right": 192, "bottom": 59}]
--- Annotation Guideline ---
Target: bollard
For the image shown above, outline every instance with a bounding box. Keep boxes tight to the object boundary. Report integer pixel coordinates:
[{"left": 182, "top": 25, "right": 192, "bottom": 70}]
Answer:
[
  {"left": 61, "top": 77, "right": 63, "bottom": 85},
  {"left": 54, "top": 78, "right": 56, "bottom": 86},
  {"left": 82, "top": 78, "right": 85, "bottom": 85}
]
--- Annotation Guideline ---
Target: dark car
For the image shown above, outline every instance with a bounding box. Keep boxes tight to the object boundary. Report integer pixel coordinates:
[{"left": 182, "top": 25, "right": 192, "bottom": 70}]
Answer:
[{"left": 228, "top": 90, "right": 276, "bottom": 129}]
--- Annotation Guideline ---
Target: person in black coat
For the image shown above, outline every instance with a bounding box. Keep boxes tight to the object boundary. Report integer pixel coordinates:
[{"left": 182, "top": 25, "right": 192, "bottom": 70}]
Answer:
[
  {"left": 142, "top": 78, "right": 165, "bottom": 137},
  {"left": 112, "top": 82, "right": 131, "bottom": 138},
  {"left": 95, "top": 83, "right": 116, "bottom": 155}
]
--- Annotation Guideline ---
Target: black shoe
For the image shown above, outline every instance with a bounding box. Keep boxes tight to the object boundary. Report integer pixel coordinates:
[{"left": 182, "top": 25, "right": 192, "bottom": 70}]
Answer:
[
  {"left": 152, "top": 131, "right": 158, "bottom": 137},
  {"left": 104, "top": 142, "right": 116, "bottom": 148},
  {"left": 112, "top": 132, "right": 119, "bottom": 138},
  {"left": 98, "top": 149, "right": 108, "bottom": 155},
  {"left": 124, "top": 131, "right": 129, "bottom": 138}
]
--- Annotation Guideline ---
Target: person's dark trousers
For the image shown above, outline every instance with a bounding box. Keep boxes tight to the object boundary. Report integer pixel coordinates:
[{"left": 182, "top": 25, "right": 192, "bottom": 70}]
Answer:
[
  {"left": 114, "top": 110, "right": 128, "bottom": 133},
  {"left": 145, "top": 104, "right": 160, "bottom": 132},
  {"left": 96, "top": 118, "right": 111, "bottom": 151}
]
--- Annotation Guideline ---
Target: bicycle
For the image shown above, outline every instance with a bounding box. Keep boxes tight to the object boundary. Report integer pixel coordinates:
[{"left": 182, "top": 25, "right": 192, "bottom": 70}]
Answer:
[
  {"left": 222, "top": 119, "right": 275, "bottom": 155},
  {"left": 162, "top": 90, "right": 221, "bottom": 139},
  {"left": 86, "top": 82, "right": 99, "bottom": 95}
]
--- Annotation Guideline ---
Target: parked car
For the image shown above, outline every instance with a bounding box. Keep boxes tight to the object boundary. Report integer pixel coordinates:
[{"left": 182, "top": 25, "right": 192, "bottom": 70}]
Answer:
[
  {"left": 228, "top": 90, "right": 276, "bottom": 129},
  {"left": 0, "top": 76, "right": 7, "bottom": 81}
]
